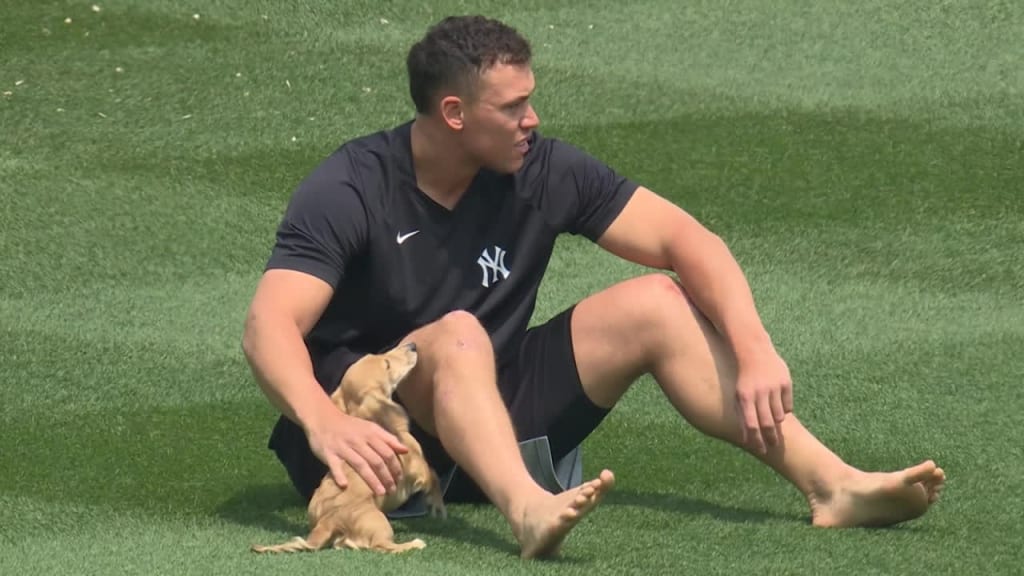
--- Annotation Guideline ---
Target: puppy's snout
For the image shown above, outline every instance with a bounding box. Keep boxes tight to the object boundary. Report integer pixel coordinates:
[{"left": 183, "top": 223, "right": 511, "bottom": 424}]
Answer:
[{"left": 405, "top": 342, "right": 417, "bottom": 353}]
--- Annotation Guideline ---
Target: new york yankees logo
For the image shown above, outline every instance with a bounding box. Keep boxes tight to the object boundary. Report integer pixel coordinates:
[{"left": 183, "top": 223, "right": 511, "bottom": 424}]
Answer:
[{"left": 477, "top": 246, "right": 511, "bottom": 288}]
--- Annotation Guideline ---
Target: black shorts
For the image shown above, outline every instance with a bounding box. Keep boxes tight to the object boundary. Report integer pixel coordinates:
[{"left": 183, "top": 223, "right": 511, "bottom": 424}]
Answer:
[{"left": 267, "top": 305, "right": 610, "bottom": 503}]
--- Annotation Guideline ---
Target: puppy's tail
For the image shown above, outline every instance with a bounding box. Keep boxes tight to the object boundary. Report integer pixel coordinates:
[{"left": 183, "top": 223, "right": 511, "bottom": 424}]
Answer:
[
  {"left": 251, "top": 523, "right": 335, "bottom": 554},
  {"left": 250, "top": 537, "right": 317, "bottom": 554}
]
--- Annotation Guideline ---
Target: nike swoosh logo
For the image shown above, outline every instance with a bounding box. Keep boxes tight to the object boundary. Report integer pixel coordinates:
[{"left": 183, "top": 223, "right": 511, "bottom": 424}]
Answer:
[{"left": 396, "top": 230, "right": 420, "bottom": 244}]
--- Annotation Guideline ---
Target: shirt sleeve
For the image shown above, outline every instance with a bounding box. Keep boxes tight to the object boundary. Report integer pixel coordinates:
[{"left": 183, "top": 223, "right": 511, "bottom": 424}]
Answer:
[
  {"left": 544, "top": 139, "right": 639, "bottom": 241},
  {"left": 264, "top": 157, "right": 369, "bottom": 289}
]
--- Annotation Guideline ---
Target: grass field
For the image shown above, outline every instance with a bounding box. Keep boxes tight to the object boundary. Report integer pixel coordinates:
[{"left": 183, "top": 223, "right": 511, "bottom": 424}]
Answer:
[{"left": 2, "top": 1, "right": 1022, "bottom": 574}]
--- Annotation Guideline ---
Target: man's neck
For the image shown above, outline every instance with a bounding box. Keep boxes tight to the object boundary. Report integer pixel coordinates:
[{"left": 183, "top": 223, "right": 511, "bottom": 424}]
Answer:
[{"left": 410, "top": 117, "right": 479, "bottom": 210}]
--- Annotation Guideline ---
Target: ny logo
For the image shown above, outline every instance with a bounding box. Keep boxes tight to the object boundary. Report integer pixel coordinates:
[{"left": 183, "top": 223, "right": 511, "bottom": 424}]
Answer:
[{"left": 477, "top": 246, "right": 511, "bottom": 288}]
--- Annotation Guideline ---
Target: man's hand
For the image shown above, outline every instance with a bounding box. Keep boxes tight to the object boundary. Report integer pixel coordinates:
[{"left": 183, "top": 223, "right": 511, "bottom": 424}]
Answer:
[
  {"left": 734, "top": 350, "right": 794, "bottom": 454},
  {"left": 304, "top": 408, "right": 409, "bottom": 496}
]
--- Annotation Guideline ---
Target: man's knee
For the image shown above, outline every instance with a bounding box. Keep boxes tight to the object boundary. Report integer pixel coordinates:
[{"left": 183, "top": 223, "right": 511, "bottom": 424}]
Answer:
[
  {"left": 400, "top": 309, "right": 494, "bottom": 389},
  {"left": 615, "top": 273, "right": 710, "bottom": 360},
  {"left": 397, "top": 310, "right": 497, "bottom": 433},
  {"left": 432, "top": 309, "right": 492, "bottom": 354},
  {"left": 631, "top": 273, "right": 695, "bottom": 322}
]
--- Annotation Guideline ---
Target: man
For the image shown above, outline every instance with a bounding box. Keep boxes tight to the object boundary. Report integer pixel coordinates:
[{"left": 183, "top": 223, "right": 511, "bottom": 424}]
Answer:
[{"left": 241, "top": 15, "right": 945, "bottom": 559}]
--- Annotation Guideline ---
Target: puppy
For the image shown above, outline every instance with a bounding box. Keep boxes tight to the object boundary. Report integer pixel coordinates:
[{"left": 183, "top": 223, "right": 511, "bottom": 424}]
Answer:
[{"left": 252, "top": 342, "right": 446, "bottom": 554}]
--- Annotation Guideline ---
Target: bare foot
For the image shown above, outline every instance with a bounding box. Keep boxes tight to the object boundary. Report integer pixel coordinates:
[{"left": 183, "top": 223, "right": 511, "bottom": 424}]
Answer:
[
  {"left": 513, "top": 469, "right": 615, "bottom": 559},
  {"left": 810, "top": 460, "right": 945, "bottom": 528}
]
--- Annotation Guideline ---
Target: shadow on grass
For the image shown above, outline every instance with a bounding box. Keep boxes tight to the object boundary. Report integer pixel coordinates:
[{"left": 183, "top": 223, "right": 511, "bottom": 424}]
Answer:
[
  {"left": 394, "top": 504, "right": 598, "bottom": 564},
  {"left": 606, "top": 488, "right": 938, "bottom": 532},
  {"left": 393, "top": 512, "right": 520, "bottom": 558},
  {"left": 606, "top": 488, "right": 804, "bottom": 525},
  {"left": 215, "top": 483, "right": 524, "bottom": 557},
  {"left": 215, "top": 482, "right": 308, "bottom": 536}
]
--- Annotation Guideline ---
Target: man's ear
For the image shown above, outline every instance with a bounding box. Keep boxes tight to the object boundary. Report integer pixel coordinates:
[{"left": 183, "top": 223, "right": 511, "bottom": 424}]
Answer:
[{"left": 440, "top": 96, "right": 464, "bottom": 131}]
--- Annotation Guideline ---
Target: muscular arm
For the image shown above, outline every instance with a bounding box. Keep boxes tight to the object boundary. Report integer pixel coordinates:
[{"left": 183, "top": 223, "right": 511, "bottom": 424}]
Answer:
[
  {"left": 551, "top": 141, "right": 767, "bottom": 349},
  {"left": 241, "top": 268, "right": 407, "bottom": 494},
  {"left": 242, "top": 268, "right": 337, "bottom": 431},
  {"left": 596, "top": 187, "right": 773, "bottom": 363},
  {"left": 596, "top": 186, "right": 793, "bottom": 452}
]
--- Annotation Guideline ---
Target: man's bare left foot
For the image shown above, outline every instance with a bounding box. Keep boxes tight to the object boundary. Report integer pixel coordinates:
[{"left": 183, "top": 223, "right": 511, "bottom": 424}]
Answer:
[{"left": 810, "top": 460, "right": 945, "bottom": 528}]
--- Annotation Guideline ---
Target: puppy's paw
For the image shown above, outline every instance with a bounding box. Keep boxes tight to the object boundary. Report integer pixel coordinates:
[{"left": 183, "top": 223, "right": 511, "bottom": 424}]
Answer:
[
  {"left": 430, "top": 501, "right": 448, "bottom": 520},
  {"left": 426, "top": 492, "right": 447, "bottom": 519}
]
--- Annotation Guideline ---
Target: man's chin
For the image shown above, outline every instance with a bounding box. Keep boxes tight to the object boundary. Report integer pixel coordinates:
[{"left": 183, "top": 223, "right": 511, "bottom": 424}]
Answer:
[
  {"left": 479, "top": 152, "right": 526, "bottom": 175},
  {"left": 501, "top": 156, "right": 526, "bottom": 174}
]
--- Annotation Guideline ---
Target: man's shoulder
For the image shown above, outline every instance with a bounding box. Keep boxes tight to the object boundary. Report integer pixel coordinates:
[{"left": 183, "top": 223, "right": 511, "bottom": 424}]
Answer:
[
  {"left": 321, "top": 120, "right": 411, "bottom": 171},
  {"left": 300, "top": 120, "right": 413, "bottom": 192},
  {"left": 337, "top": 120, "right": 411, "bottom": 155},
  {"left": 516, "top": 131, "right": 594, "bottom": 190},
  {"left": 521, "top": 131, "right": 598, "bottom": 172}
]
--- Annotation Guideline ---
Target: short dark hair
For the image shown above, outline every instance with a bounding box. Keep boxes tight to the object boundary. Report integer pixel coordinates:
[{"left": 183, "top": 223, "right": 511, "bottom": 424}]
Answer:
[{"left": 406, "top": 15, "right": 532, "bottom": 115}]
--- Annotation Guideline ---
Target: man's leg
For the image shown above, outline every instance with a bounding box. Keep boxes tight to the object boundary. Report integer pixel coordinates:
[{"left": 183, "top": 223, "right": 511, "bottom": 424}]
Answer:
[
  {"left": 394, "top": 310, "right": 615, "bottom": 558},
  {"left": 569, "top": 273, "right": 945, "bottom": 527}
]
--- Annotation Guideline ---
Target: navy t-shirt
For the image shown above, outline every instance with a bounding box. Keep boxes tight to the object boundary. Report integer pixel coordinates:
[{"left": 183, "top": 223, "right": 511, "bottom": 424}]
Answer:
[{"left": 265, "top": 120, "right": 638, "bottom": 389}]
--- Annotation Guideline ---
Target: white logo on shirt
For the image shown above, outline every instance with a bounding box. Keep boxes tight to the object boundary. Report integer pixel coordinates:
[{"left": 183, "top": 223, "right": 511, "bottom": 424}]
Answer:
[
  {"left": 396, "top": 230, "right": 420, "bottom": 244},
  {"left": 477, "top": 246, "right": 511, "bottom": 287}
]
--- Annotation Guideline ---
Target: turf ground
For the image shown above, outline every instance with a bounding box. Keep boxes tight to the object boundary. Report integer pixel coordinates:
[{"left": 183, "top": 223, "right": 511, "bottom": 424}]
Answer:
[{"left": 1, "top": 1, "right": 1022, "bottom": 574}]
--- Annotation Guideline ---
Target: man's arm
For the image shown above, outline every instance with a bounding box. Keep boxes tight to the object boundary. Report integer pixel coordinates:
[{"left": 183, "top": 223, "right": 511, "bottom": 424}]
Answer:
[
  {"left": 242, "top": 269, "right": 336, "bottom": 429},
  {"left": 241, "top": 268, "right": 407, "bottom": 495},
  {"left": 595, "top": 186, "right": 793, "bottom": 452}
]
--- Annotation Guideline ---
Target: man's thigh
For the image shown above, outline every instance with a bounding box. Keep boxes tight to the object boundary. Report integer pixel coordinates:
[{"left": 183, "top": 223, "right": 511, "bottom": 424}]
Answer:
[{"left": 412, "top": 305, "right": 611, "bottom": 502}]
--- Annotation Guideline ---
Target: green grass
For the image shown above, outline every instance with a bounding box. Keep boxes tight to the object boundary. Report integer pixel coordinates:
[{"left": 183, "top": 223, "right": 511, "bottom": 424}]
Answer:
[{"left": 2, "top": 1, "right": 1022, "bottom": 574}]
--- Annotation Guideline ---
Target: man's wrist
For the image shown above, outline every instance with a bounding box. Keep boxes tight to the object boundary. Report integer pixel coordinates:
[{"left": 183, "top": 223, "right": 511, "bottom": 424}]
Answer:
[
  {"left": 295, "top": 385, "right": 343, "bottom": 434},
  {"left": 729, "top": 328, "right": 776, "bottom": 366}
]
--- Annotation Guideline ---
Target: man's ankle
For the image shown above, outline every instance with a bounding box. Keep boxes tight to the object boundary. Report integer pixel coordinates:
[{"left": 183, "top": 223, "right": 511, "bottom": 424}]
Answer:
[{"left": 500, "top": 483, "right": 550, "bottom": 525}]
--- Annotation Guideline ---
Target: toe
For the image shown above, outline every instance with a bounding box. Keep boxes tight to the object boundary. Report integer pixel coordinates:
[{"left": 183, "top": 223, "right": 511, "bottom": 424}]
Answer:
[
  {"left": 925, "top": 469, "right": 945, "bottom": 492},
  {"left": 929, "top": 471, "right": 942, "bottom": 498},
  {"left": 902, "top": 461, "right": 938, "bottom": 485}
]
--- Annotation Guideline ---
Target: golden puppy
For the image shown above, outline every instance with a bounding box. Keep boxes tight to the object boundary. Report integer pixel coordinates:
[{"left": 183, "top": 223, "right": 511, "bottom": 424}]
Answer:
[{"left": 252, "top": 342, "right": 446, "bottom": 554}]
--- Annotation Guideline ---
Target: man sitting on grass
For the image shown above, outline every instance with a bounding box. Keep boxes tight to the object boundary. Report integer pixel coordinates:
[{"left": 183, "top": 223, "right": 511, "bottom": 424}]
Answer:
[{"left": 241, "top": 14, "right": 945, "bottom": 559}]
